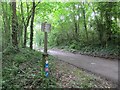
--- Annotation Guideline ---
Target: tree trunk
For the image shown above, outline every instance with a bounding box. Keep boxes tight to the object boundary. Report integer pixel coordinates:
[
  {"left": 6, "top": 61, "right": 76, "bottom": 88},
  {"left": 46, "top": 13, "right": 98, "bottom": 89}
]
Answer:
[
  {"left": 77, "top": 4, "right": 81, "bottom": 34},
  {"left": 74, "top": 20, "right": 78, "bottom": 34},
  {"left": 2, "top": 3, "right": 7, "bottom": 49},
  {"left": 73, "top": 4, "right": 78, "bottom": 34},
  {"left": 11, "top": 0, "right": 18, "bottom": 48},
  {"left": 22, "top": 2, "right": 31, "bottom": 48},
  {"left": 30, "top": 1, "right": 35, "bottom": 49},
  {"left": 22, "top": 1, "right": 40, "bottom": 48},
  {"left": 82, "top": 3, "right": 88, "bottom": 41},
  {"left": 105, "top": 3, "right": 113, "bottom": 43},
  {"left": 2, "top": 3, "right": 11, "bottom": 49},
  {"left": 23, "top": 26, "right": 27, "bottom": 47}
]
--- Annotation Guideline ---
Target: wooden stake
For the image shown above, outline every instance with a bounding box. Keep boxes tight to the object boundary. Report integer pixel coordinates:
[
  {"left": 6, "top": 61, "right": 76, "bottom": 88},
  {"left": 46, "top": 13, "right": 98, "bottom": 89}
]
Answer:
[{"left": 44, "top": 32, "right": 47, "bottom": 54}]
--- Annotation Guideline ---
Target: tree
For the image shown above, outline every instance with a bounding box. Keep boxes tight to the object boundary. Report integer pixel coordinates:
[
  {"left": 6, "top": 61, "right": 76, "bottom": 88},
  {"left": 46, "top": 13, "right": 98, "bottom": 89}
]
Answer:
[
  {"left": 11, "top": 0, "right": 18, "bottom": 48},
  {"left": 82, "top": 2, "right": 88, "bottom": 41},
  {"left": 1, "top": 2, "right": 12, "bottom": 50},
  {"left": 20, "top": 2, "right": 32, "bottom": 48},
  {"left": 20, "top": 1, "right": 40, "bottom": 48},
  {"left": 30, "top": 1, "right": 35, "bottom": 49}
]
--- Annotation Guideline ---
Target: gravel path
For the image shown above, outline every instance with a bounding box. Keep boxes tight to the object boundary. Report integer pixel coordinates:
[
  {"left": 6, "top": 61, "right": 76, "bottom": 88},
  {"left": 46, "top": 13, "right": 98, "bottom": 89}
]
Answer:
[
  {"left": 39, "top": 48, "right": 118, "bottom": 84},
  {"left": 49, "top": 58, "right": 117, "bottom": 88}
]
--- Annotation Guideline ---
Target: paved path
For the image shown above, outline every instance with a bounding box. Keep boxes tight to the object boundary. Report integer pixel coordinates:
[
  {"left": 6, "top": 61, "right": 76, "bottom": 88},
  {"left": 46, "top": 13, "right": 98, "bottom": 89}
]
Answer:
[{"left": 39, "top": 49, "right": 118, "bottom": 83}]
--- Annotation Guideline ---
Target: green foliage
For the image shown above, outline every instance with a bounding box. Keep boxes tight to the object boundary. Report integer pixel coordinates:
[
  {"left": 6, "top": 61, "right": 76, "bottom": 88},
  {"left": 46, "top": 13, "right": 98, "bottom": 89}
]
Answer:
[
  {"left": 69, "top": 44, "right": 119, "bottom": 59},
  {"left": 1, "top": 2, "right": 119, "bottom": 89},
  {"left": 3, "top": 46, "right": 19, "bottom": 55},
  {"left": 40, "top": 2, "right": 119, "bottom": 59},
  {"left": 2, "top": 48, "right": 57, "bottom": 89}
]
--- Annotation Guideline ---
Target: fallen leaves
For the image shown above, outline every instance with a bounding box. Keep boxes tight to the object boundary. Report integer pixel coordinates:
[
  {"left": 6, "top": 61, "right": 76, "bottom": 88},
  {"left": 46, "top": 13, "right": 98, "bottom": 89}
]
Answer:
[{"left": 49, "top": 58, "right": 117, "bottom": 88}]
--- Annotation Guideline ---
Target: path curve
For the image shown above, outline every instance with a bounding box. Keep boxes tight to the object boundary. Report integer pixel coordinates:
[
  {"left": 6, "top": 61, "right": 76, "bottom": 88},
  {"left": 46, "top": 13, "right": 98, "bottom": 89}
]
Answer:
[{"left": 40, "top": 49, "right": 118, "bottom": 83}]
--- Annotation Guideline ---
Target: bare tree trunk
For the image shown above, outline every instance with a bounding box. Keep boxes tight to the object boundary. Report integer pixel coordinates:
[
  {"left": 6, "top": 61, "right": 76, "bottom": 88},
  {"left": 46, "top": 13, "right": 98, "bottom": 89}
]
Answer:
[
  {"left": 23, "top": 1, "right": 40, "bottom": 48},
  {"left": 23, "top": 26, "right": 27, "bottom": 47},
  {"left": 82, "top": 2, "right": 88, "bottom": 41},
  {"left": 20, "top": 2, "right": 25, "bottom": 47},
  {"left": 11, "top": 0, "right": 18, "bottom": 48},
  {"left": 30, "top": 1, "right": 35, "bottom": 49},
  {"left": 2, "top": 3, "right": 11, "bottom": 49},
  {"left": 73, "top": 4, "right": 78, "bottom": 34},
  {"left": 105, "top": 2, "right": 113, "bottom": 43},
  {"left": 74, "top": 19, "right": 78, "bottom": 34},
  {"left": 77, "top": 4, "right": 81, "bottom": 34},
  {"left": 22, "top": 2, "right": 31, "bottom": 48}
]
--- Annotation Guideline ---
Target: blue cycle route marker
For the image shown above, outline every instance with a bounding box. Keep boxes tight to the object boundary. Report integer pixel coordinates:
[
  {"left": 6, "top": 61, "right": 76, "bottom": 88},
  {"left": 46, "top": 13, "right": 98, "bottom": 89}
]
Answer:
[{"left": 45, "top": 60, "right": 49, "bottom": 77}]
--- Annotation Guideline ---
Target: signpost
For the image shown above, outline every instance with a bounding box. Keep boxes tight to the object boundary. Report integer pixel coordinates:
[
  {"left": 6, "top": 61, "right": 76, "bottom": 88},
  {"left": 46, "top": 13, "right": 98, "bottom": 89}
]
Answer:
[{"left": 41, "top": 22, "right": 51, "bottom": 77}]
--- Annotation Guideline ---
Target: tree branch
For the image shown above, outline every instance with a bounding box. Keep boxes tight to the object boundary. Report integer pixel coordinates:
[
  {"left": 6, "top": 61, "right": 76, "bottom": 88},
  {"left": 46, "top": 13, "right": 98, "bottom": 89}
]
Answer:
[{"left": 25, "top": 1, "right": 41, "bottom": 26}]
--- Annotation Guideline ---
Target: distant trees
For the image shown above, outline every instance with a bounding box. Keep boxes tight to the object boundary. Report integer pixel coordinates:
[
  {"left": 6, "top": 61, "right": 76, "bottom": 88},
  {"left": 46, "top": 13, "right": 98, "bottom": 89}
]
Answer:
[
  {"left": 1, "top": 1, "right": 40, "bottom": 51},
  {"left": 1, "top": 2, "right": 120, "bottom": 51},
  {"left": 46, "top": 2, "right": 120, "bottom": 48},
  {"left": 91, "top": 2, "right": 120, "bottom": 45}
]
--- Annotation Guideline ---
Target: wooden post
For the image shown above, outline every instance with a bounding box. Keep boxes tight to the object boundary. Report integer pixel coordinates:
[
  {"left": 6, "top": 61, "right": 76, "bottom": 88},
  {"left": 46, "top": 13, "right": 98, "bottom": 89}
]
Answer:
[
  {"left": 41, "top": 22, "right": 51, "bottom": 77},
  {"left": 42, "top": 53, "right": 48, "bottom": 77},
  {"left": 42, "top": 32, "right": 48, "bottom": 77},
  {"left": 44, "top": 32, "right": 47, "bottom": 54}
]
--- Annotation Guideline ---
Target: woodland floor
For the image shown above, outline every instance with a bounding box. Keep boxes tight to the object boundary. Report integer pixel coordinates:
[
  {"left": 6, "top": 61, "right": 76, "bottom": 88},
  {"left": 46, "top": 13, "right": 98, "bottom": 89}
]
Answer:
[
  {"left": 38, "top": 48, "right": 118, "bottom": 83},
  {"left": 50, "top": 58, "right": 117, "bottom": 88},
  {"left": 2, "top": 48, "right": 118, "bottom": 89}
]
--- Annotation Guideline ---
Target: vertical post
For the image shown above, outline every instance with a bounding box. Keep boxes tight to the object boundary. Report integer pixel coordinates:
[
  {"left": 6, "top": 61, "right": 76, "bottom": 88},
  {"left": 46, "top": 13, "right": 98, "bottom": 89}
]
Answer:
[
  {"left": 42, "top": 53, "right": 48, "bottom": 77},
  {"left": 42, "top": 54, "right": 45, "bottom": 77},
  {"left": 44, "top": 32, "right": 47, "bottom": 54},
  {"left": 42, "top": 32, "right": 48, "bottom": 77},
  {"left": 41, "top": 22, "right": 51, "bottom": 77}
]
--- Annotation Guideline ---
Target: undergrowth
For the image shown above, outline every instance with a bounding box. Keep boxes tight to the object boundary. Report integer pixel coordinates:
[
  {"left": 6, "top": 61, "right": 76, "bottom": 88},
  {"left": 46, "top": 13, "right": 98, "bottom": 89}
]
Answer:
[
  {"left": 48, "top": 30, "right": 119, "bottom": 60},
  {"left": 2, "top": 46, "right": 57, "bottom": 89},
  {"left": 2, "top": 46, "right": 118, "bottom": 89},
  {"left": 55, "top": 44, "right": 119, "bottom": 60}
]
